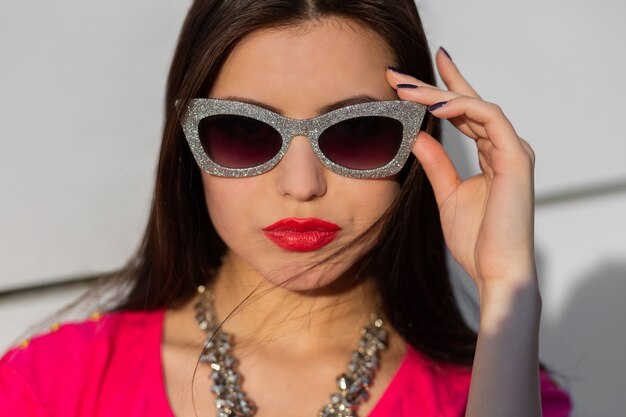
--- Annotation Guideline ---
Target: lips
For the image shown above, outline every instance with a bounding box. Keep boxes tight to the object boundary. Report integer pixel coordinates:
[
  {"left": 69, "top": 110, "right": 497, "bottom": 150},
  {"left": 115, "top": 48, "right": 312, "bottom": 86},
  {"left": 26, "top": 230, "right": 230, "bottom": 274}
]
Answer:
[{"left": 262, "top": 217, "right": 341, "bottom": 252}]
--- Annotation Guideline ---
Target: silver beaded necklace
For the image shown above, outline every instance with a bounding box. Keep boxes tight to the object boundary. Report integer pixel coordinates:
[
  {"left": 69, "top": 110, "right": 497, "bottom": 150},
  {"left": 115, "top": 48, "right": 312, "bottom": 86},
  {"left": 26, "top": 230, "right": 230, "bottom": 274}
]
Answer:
[{"left": 193, "top": 284, "right": 389, "bottom": 417}]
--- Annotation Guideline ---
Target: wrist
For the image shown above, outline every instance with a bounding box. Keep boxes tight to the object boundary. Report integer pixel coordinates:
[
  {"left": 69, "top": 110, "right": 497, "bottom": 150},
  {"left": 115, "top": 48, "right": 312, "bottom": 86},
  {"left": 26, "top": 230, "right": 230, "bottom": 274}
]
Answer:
[
  {"left": 477, "top": 279, "right": 542, "bottom": 333},
  {"left": 475, "top": 259, "right": 538, "bottom": 302}
]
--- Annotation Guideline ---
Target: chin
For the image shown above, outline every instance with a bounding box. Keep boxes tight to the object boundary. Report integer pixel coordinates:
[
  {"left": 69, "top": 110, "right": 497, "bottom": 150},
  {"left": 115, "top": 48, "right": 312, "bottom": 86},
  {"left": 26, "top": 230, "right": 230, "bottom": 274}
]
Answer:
[
  {"left": 221, "top": 232, "right": 376, "bottom": 294},
  {"left": 254, "top": 255, "right": 364, "bottom": 294}
]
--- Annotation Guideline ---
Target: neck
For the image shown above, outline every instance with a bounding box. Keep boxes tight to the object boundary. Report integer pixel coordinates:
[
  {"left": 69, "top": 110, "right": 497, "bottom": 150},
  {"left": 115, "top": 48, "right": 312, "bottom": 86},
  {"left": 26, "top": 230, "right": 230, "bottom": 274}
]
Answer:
[{"left": 207, "top": 250, "right": 383, "bottom": 355}]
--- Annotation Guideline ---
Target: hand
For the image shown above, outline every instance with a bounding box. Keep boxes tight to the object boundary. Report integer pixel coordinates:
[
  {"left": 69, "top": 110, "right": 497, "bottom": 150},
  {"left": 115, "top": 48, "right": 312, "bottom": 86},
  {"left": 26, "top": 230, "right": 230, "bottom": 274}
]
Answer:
[{"left": 386, "top": 48, "right": 538, "bottom": 296}]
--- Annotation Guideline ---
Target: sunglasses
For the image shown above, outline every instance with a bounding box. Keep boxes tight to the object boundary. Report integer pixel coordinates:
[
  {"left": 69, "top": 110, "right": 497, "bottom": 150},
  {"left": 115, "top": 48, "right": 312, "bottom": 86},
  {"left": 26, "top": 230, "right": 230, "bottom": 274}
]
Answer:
[{"left": 176, "top": 98, "right": 426, "bottom": 179}]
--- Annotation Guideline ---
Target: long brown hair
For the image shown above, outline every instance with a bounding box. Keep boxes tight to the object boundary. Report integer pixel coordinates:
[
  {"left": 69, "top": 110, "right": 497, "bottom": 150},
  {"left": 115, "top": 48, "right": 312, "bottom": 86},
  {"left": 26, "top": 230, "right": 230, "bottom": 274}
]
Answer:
[{"left": 111, "top": 0, "right": 477, "bottom": 366}]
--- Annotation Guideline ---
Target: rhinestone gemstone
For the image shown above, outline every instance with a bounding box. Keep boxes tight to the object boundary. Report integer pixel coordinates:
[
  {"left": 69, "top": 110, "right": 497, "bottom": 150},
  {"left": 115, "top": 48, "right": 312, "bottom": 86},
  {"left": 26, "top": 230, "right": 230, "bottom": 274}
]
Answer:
[
  {"left": 337, "top": 375, "right": 351, "bottom": 391},
  {"left": 195, "top": 285, "right": 387, "bottom": 417}
]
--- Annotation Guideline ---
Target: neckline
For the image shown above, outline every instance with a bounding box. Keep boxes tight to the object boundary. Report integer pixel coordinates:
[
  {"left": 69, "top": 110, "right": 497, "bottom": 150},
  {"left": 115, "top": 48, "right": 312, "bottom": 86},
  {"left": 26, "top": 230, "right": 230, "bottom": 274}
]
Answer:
[{"left": 155, "top": 309, "right": 412, "bottom": 417}]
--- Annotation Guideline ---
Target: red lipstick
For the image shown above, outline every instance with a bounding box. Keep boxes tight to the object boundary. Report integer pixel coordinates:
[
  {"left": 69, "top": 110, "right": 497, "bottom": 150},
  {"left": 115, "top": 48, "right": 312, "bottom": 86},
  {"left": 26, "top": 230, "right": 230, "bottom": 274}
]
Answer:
[{"left": 262, "top": 218, "right": 341, "bottom": 252}]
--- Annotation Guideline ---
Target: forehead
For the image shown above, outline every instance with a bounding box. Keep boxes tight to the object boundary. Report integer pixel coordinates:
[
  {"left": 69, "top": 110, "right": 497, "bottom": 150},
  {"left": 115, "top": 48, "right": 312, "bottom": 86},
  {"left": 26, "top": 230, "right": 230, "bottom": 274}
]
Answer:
[{"left": 209, "top": 18, "right": 398, "bottom": 119}]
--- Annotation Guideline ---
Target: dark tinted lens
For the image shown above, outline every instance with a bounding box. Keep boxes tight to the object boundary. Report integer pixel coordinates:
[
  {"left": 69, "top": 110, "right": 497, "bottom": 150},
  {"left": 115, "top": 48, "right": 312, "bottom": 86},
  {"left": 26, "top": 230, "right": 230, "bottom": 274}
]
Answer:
[
  {"left": 318, "top": 116, "right": 403, "bottom": 169},
  {"left": 198, "top": 115, "right": 282, "bottom": 168}
]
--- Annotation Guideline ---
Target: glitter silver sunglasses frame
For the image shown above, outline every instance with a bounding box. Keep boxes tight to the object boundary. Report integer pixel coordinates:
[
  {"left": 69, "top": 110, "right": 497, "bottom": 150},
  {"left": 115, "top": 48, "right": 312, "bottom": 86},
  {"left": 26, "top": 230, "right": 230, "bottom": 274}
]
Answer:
[{"left": 176, "top": 98, "right": 427, "bottom": 179}]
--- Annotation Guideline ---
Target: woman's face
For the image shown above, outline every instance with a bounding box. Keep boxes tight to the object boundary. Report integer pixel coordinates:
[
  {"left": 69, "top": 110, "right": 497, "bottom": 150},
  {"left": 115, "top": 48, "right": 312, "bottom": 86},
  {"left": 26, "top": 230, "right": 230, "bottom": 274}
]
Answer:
[{"left": 203, "top": 17, "right": 400, "bottom": 290}]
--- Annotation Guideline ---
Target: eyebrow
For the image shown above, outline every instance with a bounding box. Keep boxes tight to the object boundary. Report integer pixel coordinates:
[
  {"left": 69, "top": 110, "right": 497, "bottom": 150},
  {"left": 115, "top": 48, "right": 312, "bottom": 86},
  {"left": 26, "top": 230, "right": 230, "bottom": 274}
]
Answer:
[{"left": 219, "top": 95, "right": 381, "bottom": 117}]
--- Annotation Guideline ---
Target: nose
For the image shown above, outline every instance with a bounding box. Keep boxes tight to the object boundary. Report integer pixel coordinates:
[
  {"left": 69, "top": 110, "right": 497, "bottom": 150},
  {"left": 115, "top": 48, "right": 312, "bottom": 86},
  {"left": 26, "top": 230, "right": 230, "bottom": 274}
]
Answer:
[{"left": 274, "top": 135, "right": 327, "bottom": 201}]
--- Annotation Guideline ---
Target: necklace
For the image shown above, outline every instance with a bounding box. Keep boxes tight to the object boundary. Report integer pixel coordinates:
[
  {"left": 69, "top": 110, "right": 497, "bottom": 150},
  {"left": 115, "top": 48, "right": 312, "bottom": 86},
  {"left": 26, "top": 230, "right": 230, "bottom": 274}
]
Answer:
[{"left": 194, "top": 284, "right": 389, "bottom": 417}]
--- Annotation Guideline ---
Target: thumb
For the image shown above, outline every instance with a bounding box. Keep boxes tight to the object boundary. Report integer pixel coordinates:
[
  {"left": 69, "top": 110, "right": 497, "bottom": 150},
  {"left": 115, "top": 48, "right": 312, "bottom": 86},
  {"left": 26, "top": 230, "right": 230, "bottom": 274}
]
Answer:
[{"left": 413, "top": 131, "right": 462, "bottom": 207}]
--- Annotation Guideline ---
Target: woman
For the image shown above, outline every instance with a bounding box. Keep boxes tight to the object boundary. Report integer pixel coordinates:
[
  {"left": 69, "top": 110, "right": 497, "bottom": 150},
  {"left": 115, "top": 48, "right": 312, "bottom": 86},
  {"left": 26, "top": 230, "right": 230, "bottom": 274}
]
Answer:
[{"left": 0, "top": 1, "right": 572, "bottom": 416}]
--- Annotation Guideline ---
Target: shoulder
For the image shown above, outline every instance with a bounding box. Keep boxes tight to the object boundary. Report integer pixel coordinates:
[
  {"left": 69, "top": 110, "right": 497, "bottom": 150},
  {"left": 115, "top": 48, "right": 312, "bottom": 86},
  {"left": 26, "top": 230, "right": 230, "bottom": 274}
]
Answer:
[
  {"left": 1, "top": 309, "right": 164, "bottom": 367},
  {"left": 376, "top": 344, "right": 572, "bottom": 417},
  {"left": 0, "top": 310, "right": 166, "bottom": 416}
]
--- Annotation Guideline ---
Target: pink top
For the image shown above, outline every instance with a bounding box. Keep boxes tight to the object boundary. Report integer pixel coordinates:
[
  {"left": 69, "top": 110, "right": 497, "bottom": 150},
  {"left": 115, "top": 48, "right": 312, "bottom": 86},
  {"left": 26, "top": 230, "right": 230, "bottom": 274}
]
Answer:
[{"left": 0, "top": 310, "right": 572, "bottom": 416}]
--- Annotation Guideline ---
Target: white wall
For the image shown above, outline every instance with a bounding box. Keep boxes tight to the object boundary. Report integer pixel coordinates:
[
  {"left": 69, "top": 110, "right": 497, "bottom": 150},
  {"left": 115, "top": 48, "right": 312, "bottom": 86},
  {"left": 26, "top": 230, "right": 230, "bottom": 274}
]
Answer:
[{"left": 1, "top": 1, "right": 624, "bottom": 416}]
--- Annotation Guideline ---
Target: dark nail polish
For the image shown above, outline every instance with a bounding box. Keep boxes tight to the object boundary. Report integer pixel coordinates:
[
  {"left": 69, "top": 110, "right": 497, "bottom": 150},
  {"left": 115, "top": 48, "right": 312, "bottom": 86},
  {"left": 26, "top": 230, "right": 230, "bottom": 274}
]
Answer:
[
  {"left": 427, "top": 101, "right": 448, "bottom": 112},
  {"left": 396, "top": 83, "right": 418, "bottom": 89},
  {"left": 439, "top": 47, "right": 452, "bottom": 62},
  {"left": 387, "top": 66, "right": 406, "bottom": 74}
]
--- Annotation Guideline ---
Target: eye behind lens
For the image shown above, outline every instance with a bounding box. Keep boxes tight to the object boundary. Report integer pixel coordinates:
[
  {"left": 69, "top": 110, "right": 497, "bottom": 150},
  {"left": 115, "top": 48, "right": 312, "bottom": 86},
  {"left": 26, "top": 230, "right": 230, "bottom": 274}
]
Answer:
[
  {"left": 318, "top": 116, "right": 403, "bottom": 170},
  {"left": 198, "top": 115, "right": 282, "bottom": 169}
]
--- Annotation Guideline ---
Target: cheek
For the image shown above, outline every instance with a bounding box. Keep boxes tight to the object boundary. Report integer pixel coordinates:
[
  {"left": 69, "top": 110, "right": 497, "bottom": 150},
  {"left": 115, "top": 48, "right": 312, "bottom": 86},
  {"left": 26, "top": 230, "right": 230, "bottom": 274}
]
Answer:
[
  {"left": 345, "top": 179, "right": 401, "bottom": 219},
  {"left": 201, "top": 176, "right": 256, "bottom": 240}
]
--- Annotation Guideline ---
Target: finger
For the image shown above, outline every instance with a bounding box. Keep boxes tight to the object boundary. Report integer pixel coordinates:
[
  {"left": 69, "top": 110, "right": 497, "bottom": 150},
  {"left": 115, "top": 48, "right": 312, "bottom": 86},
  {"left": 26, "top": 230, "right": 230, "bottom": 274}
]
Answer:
[
  {"left": 435, "top": 47, "right": 481, "bottom": 98},
  {"left": 393, "top": 86, "right": 487, "bottom": 140},
  {"left": 394, "top": 84, "right": 459, "bottom": 106},
  {"left": 412, "top": 130, "right": 462, "bottom": 208},
  {"left": 427, "top": 97, "right": 526, "bottom": 154},
  {"left": 385, "top": 67, "right": 437, "bottom": 89}
]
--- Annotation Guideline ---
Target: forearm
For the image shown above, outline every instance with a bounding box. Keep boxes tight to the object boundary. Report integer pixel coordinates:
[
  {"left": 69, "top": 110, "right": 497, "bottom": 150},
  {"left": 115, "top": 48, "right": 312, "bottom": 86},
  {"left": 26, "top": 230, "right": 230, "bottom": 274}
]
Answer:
[{"left": 465, "top": 279, "right": 543, "bottom": 417}]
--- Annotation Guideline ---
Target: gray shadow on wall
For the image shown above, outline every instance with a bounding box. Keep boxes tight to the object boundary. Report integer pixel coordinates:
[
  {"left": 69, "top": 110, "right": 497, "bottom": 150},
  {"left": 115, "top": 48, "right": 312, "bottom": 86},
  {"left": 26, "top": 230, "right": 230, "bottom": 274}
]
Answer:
[
  {"left": 449, "top": 243, "right": 626, "bottom": 417},
  {"left": 539, "top": 259, "right": 626, "bottom": 417}
]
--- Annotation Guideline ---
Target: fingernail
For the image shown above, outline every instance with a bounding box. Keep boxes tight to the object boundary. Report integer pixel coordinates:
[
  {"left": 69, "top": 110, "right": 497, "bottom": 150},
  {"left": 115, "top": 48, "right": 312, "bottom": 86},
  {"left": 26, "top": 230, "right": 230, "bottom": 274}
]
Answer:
[
  {"left": 439, "top": 46, "right": 452, "bottom": 62},
  {"left": 387, "top": 66, "right": 406, "bottom": 74},
  {"left": 427, "top": 101, "right": 448, "bottom": 112},
  {"left": 397, "top": 83, "right": 418, "bottom": 89}
]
